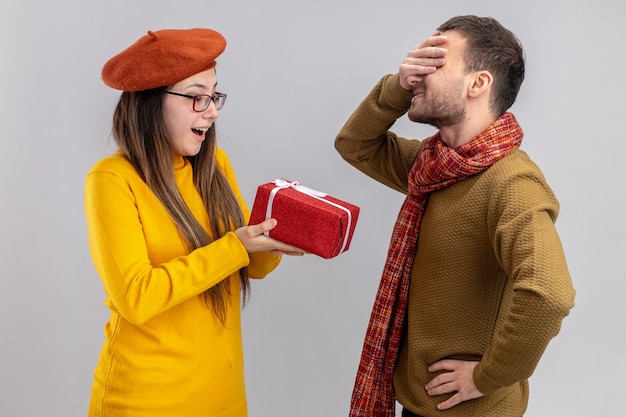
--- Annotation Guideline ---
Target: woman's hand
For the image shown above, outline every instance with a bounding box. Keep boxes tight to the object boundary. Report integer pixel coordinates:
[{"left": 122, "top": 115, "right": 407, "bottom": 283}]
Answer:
[{"left": 235, "top": 218, "right": 305, "bottom": 256}]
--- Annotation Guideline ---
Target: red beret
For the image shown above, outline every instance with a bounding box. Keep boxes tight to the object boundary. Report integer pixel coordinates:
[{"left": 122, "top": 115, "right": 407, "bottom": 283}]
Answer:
[{"left": 102, "top": 28, "right": 226, "bottom": 91}]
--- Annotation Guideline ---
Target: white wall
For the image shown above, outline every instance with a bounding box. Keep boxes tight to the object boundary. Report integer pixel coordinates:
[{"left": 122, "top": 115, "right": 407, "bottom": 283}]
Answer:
[{"left": 1, "top": 1, "right": 624, "bottom": 416}]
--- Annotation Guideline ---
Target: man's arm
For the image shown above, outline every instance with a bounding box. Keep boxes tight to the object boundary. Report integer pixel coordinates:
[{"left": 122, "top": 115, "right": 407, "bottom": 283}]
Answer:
[{"left": 334, "top": 34, "right": 448, "bottom": 193}]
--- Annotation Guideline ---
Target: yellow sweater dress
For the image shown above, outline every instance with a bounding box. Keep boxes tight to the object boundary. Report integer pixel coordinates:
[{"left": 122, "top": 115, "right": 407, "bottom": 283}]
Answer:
[
  {"left": 335, "top": 74, "right": 576, "bottom": 417},
  {"left": 84, "top": 148, "right": 281, "bottom": 417}
]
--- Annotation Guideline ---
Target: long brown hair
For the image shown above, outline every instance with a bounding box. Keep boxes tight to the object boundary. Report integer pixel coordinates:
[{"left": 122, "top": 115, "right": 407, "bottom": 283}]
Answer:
[{"left": 111, "top": 86, "right": 249, "bottom": 324}]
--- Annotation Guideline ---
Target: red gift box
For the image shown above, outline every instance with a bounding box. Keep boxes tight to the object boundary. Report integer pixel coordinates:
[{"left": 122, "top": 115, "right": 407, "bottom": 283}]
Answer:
[{"left": 249, "top": 179, "right": 360, "bottom": 259}]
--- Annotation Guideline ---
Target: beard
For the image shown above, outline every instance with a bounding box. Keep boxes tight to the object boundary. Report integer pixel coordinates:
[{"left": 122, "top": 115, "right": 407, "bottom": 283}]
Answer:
[{"left": 407, "top": 81, "right": 466, "bottom": 128}]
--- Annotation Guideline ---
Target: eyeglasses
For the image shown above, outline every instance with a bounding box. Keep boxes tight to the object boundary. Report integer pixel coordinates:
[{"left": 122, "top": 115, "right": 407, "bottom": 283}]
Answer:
[{"left": 164, "top": 91, "right": 227, "bottom": 111}]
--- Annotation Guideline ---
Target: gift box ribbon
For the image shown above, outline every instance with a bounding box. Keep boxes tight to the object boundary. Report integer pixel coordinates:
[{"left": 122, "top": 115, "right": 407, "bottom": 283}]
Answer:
[{"left": 264, "top": 179, "right": 353, "bottom": 255}]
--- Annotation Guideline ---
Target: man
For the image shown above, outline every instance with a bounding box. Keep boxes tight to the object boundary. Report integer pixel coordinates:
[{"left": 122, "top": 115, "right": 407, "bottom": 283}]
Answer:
[{"left": 335, "top": 15, "right": 575, "bottom": 417}]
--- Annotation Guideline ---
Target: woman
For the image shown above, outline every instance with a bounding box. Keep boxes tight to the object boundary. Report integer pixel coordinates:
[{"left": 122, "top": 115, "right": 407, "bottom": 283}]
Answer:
[{"left": 85, "top": 28, "right": 303, "bottom": 417}]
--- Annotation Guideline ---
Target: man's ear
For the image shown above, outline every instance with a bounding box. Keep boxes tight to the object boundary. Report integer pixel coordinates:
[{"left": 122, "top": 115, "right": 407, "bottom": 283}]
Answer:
[{"left": 468, "top": 70, "right": 493, "bottom": 98}]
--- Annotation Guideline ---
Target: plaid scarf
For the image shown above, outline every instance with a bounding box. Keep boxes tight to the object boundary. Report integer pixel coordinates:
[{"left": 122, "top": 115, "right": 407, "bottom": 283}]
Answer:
[{"left": 349, "top": 112, "right": 523, "bottom": 417}]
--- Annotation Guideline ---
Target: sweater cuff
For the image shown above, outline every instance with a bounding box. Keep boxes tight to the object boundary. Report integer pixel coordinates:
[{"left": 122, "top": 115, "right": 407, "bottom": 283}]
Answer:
[
  {"left": 222, "top": 230, "right": 251, "bottom": 267},
  {"left": 472, "top": 362, "right": 501, "bottom": 395},
  {"left": 380, "top": 73, "right": 414, "bottom": 111}
]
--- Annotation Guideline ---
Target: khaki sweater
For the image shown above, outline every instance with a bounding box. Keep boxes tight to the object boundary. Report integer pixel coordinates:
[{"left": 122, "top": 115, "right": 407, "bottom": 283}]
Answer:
[{"left": 335, "top": 74, "right": 575, "bottom": 417}]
